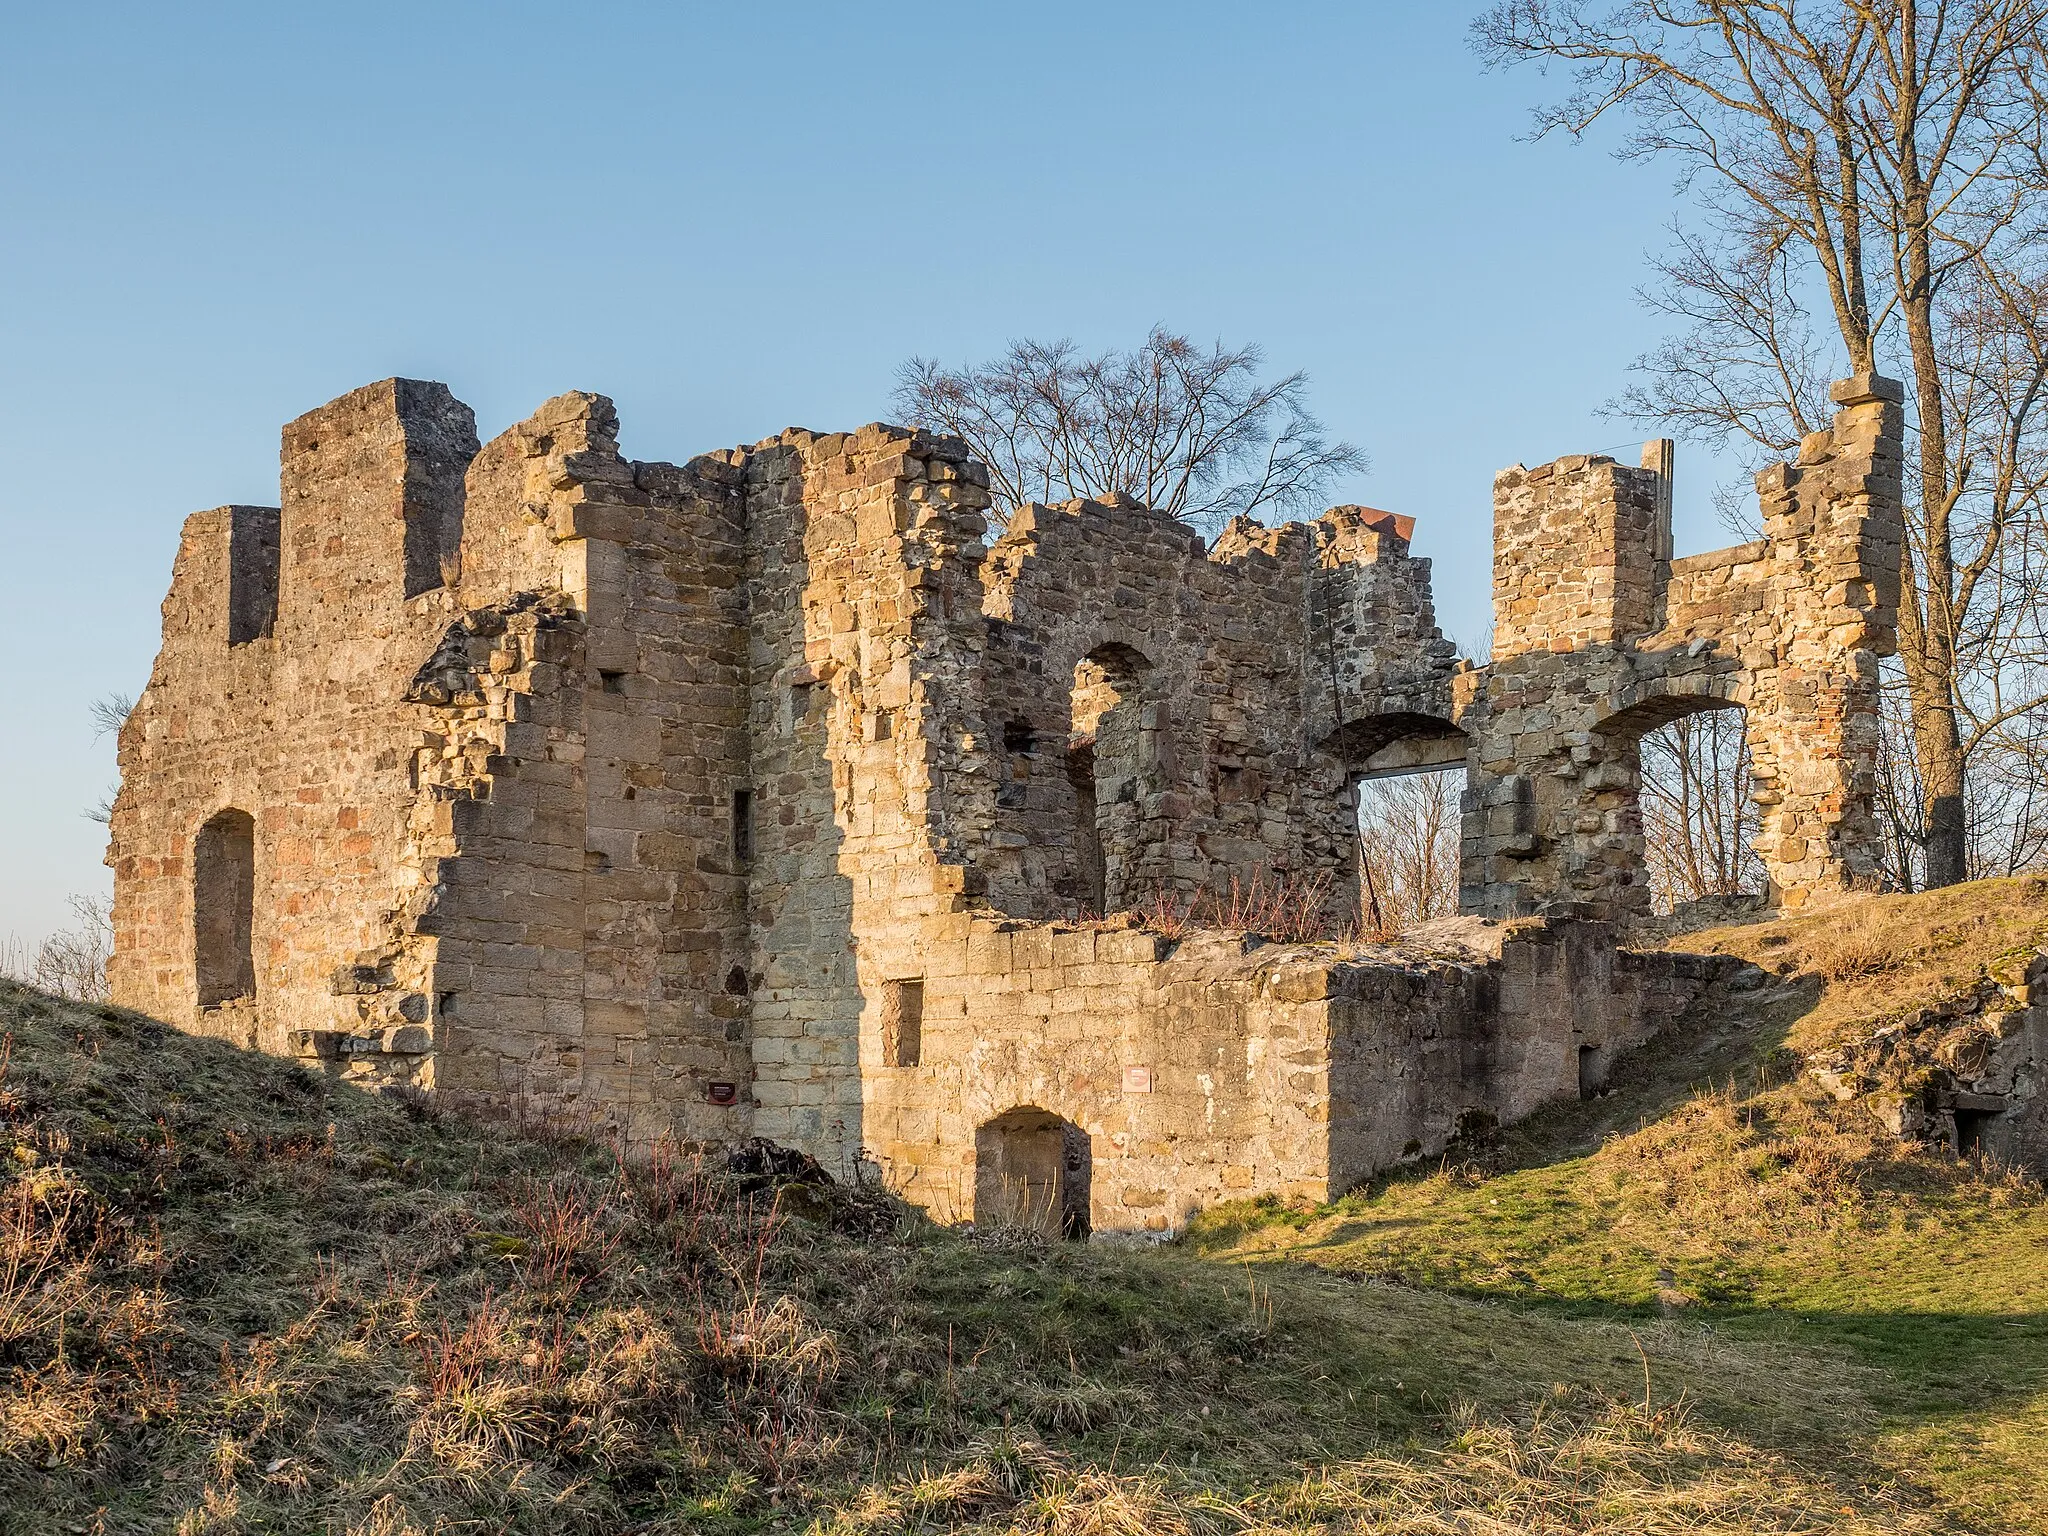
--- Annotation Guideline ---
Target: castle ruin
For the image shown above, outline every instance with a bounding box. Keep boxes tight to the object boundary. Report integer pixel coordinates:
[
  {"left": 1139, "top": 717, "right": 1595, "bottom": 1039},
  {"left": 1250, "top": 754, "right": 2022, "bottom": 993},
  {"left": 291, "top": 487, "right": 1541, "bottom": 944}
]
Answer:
[{"left": 106, "top": 372, "right": 1905, "bottom": 1233}]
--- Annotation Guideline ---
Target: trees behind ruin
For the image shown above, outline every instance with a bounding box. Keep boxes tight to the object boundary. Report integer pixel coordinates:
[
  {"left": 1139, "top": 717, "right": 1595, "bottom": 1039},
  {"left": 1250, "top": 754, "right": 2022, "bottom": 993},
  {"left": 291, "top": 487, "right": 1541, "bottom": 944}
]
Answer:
[
  {"left": 1477, "top": 0, "right": 2048, "bottom": 890},
  {"left": 893, "top": 329, "right": 1364, "bottom": 535}
]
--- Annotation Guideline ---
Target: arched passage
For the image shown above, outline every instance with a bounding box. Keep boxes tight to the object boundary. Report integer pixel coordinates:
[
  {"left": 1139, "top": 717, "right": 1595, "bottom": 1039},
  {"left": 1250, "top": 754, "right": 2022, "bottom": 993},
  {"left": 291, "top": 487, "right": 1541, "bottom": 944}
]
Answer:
[
  {"left": 974, "top": 1106, "right": 1091, "bottom": 1239},
  {"left": 1599, "top": 692, "right": 1763, "bottom": 913},
  {"left": 1069, "top": 643, "right": 1155, "bottom": 914},
  {"left": 193, "top": 808, "right": 256, "bottom": 1007},
  {"left": 1320, "top": 714, "right": 1468, "bottom": 927}
]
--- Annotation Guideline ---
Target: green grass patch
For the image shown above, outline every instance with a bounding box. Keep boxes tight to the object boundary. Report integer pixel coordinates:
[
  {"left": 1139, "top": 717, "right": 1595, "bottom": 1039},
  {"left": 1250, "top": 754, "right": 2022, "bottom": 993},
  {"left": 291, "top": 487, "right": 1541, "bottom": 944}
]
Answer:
[{"left": 0, "top": 917, "right": 2023, "bottom": 1533}]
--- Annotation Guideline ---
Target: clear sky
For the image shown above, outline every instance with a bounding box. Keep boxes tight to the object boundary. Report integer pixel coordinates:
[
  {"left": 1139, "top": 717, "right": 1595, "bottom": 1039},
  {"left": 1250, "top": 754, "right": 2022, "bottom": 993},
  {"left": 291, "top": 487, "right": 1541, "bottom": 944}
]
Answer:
[{"left": 0, "top": 2, "right": 1748, "bottom": 945}]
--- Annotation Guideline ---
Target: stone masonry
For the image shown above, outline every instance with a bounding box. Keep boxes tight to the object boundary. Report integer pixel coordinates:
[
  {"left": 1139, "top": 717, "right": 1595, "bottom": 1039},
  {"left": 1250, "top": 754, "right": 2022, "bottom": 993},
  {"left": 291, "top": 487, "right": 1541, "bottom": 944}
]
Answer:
[
  {"left": 107, "top": 373, "right": 1910, "bottom": 1232},
  {"left": 1462, "top": 376, "right": 1905, "bottom": 918}
]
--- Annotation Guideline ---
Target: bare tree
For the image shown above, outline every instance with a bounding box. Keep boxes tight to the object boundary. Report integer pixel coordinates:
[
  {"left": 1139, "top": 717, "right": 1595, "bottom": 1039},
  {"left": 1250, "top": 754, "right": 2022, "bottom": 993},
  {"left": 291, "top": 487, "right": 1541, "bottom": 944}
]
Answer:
[
  {"left": 1357, "top": 771, "right": 1464, "bottom": 926},
  {"left": 1639, "top": 710, "right": 1765, "bottom": 908},
  {"left": 90, "top": 692, "right": 133, "bottom": 740},
  {"left": 1476, "top": 0, "right": 2048, "bottom": 888},
  {"left": 0, "top": 894, "right": 113, "bottom": 1003},
  {"left": 86, "top": 693, "right": 132, "bottom": 827},
  {"left": 894, "top": 328, "right": 1365, "bottom": 534}
]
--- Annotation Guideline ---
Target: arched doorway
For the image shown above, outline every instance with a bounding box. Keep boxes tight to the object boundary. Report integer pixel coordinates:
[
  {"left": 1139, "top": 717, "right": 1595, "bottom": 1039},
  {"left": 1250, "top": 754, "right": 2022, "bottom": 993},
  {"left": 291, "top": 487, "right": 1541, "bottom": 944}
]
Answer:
[
  {"left": 1320, "top": 714, "right": 1468, "bottom": 929},
  {"left": 1601, "top": 693, "right": 1763, "bottom": 914},
  {"left": 1069, "top": 643, "right": 1155, "bottom": 915},
  {"left": 193, "top": 808, "right": 256, "bottom": 1007},
  {"left": 974, "top": 1106, "right": 1092, "bottom": 1240}
]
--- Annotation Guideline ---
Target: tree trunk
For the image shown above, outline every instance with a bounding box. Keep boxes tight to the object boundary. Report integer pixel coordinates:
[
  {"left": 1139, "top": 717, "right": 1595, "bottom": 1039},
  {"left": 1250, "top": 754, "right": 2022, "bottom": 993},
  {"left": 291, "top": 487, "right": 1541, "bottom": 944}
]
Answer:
[
  {"left": 1892, "top": 3, "right": 1969, "bottom": 888},
  {"left": 1897, "top": 548, "right": 1970, "bottom": 886}
]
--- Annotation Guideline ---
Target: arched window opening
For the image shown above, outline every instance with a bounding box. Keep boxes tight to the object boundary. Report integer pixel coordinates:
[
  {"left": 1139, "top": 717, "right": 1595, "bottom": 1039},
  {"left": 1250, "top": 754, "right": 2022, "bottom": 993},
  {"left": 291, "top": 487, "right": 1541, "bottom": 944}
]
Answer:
[
  {"left": 1069, "top": 643, "right": 1155, "bottom": 915},
  {"left": 1325, "top": 714, "right": 1468, "bottom": 933},
  {"left": 975, "top": 1106, "right": 1091, "bottom": 1240},
  {"left": 1629, "top": 701, "right": 1763, "bottom": 915},
  {"left": 194, "top": 808, "right": 256, "bottom": 1007}
]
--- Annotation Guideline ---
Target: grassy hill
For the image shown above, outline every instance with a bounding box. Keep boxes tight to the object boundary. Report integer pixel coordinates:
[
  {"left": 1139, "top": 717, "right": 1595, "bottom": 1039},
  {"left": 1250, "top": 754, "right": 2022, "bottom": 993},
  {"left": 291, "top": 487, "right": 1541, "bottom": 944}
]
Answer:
[
  {"left": 1191, "top": 877, "right": 2048, "bottom": 1534},
  {"left": 6, "top": 885, "right": 2047, "bottom": 1531}
]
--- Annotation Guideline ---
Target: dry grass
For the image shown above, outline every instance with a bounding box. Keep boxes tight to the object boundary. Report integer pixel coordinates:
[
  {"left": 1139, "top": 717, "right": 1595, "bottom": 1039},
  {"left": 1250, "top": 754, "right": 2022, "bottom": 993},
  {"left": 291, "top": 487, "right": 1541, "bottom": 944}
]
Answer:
[
  {"left": 0, "top": 976, "right": 1957, "bottom": 1533},
  {"left": 1676, "top": 874, "right": 2048, "bottom": 1052},
  {"left": 1192, "top": 879, "right": 2048, "bottom": 1532},
  {"left": 819, "top": 1395, "right": 1931, "bottom": 1534},
  {"left": 1136, "top": 868, "right": 1370, "bottom": 945}
]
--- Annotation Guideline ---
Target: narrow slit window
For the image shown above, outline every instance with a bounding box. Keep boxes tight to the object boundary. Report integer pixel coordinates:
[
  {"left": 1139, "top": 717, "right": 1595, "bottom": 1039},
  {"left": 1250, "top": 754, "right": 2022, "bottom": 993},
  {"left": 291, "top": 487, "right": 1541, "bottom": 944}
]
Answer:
[{"left": 731, "top": 788, "right": 753, "bottom": 866}]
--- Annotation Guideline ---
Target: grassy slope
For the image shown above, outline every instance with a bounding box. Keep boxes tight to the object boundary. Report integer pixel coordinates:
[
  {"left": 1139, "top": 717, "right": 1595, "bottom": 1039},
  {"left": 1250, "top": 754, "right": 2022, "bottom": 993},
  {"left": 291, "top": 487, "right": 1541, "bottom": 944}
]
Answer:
[
  {"left": 0, "top": 917, "right": 2027, "bottom": 1533},
  {"left": 1191, "top": 877, "right": 2048, "bottom": 1534}
]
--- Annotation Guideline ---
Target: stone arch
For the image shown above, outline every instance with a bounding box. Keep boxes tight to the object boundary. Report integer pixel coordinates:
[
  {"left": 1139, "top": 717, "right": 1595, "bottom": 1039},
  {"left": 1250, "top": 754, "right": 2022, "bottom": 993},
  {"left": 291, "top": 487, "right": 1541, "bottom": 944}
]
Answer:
[
  {"left": 1070, "top": 642, "right": 1158, "bottom": 914},
  {"left": 1319, "top": 713, "right": 1471, "bottom": 926},
  {"left": 1596, "top": 686, "right": 1766, "bottom": 912},
  {"left": 193, "top": 808, "right": 256, "bottom": 1008},
  {"left": 974, "top": 1106, "right": 1092, "bottom": 1239},
  {"left": 1319, "top": 711, "right": 1468, "bottom": 781},
  {"left": 1596, "top": 672, "right": 1749, "bottom": 739}
]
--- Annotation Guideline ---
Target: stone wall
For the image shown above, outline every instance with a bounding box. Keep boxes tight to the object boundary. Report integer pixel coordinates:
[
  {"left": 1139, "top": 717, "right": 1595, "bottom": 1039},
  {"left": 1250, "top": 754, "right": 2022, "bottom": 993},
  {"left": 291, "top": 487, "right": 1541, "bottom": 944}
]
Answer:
[
  {"left": 108, "top": 381, "right": 484, "bottom": 1083},
  {"left": 1459, "top": 375, "right": 1904, "bottom": 918},
  {"left": 109, "top": 370, "right": 1905, "bottom": 1233},
  {"left": 860, "top": 912, "right": 1737, "bottom": 1232},
  {"left": 974, "top": 499, "right": 1459, "bottom": 921},
  {"left": 1810, "top": 945, "right": 2048, "bottom": 1168}
]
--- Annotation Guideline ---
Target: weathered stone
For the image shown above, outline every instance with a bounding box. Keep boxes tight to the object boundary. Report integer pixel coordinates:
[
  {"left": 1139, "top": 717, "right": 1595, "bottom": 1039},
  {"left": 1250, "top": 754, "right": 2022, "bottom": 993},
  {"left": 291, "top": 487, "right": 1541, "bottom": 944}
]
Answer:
[{"left": 107, "top": 371, "right": 1931, "bottom": 1230}]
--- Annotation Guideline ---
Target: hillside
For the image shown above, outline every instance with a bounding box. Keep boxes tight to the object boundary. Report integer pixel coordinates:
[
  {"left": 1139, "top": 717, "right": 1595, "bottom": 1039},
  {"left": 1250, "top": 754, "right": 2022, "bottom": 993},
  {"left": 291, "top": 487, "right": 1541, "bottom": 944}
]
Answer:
[
  {"left": 5, "top": 881, "right": 2043, "bottom": 1532},
  {"left": 1191, "top": 877, "right": 2048, "bottom": 1534}
]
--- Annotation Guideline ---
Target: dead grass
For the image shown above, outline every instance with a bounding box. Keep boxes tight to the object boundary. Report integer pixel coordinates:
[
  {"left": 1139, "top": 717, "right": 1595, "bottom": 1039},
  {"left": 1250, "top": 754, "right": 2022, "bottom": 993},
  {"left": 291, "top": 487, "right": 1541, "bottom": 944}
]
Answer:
[
  {"left": 0, "top": 976, "right": 1956, "bottom": 1533},
  {"left": 1191, "top": 879, "right": 2048, "bottom": 1532},
  {"left": 819, "top": 1395, "right": 1933, "bottom": 1534},
  {"left": 1676, "top": 874, "right": 2048, "bottom": 1052},
  {"left": 1137, "top": 867, "right": 1372, "bottom": 945}
]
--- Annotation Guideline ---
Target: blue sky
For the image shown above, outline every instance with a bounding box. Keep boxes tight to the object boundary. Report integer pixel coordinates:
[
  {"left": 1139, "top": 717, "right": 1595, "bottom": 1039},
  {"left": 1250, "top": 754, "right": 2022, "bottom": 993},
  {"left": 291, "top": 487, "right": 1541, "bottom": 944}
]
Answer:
[{"left": 0, "top": 3, "right": 1757, "bottom": 944}]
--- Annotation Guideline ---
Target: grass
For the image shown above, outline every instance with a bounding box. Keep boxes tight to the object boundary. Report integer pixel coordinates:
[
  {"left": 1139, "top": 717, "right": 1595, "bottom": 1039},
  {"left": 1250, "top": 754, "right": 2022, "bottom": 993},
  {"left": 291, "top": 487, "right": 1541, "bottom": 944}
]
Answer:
[
  {"left": 4, "top": 877, "right": 2042, "bottom": 1530},
  {"left": 1190, "top": 878, "right": 2048, "bottom": 1533},
  {"left": 1679, "top": 873, "right": 2048, "bottom": 1052}
]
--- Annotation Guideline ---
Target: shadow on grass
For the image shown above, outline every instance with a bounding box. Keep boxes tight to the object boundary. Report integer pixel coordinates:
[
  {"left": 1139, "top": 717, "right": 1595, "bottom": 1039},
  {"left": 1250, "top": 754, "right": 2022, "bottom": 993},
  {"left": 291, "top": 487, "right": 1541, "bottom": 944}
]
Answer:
[{"left": 1381, "top": 972, "right": 1824, "bottom": 1194}]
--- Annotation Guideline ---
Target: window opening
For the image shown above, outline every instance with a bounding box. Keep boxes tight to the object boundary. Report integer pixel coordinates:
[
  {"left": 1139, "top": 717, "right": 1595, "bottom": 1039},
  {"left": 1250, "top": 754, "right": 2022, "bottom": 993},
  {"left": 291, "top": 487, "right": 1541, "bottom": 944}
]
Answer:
[
  {"left": 881, "top": 979, "right": 924, "bottom": 1067},
  {"left": 194, "top": 808, "right": 256, "bottom": 1007},
  {"left": 731, "top": 788, "right": 753, "bottom": 866}
]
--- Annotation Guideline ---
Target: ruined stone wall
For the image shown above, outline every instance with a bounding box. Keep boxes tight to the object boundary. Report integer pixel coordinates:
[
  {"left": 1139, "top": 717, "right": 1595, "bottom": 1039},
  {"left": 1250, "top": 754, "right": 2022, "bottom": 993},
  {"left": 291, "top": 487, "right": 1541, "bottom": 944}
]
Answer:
[
  {"left": 861, "top": 913, "right": 1736, "bottom": 1233},
  {"left": 1461, "top": 376, "right": 1904, "bottom": 918},
  {"left": 110, "top": 381, "right": 760, "bottom": 1130},
  {"left": 108, "top": 381, "right": 483, "bottom": 1083},
  {"left": 737, "top": 423, "right": 995, "bottom": 1167},
  {"left": 110, "top": 369, "right": 1873, "bottom": 1236},
  {"left": 973, "top": 499, "right": 1458, "bottom": 922},
  {"left": 409, "top": 391, "right": 755, "bottom": 1143},
  {"left": 1491, "top": 454, "right": 1667, "bottom": 656}
]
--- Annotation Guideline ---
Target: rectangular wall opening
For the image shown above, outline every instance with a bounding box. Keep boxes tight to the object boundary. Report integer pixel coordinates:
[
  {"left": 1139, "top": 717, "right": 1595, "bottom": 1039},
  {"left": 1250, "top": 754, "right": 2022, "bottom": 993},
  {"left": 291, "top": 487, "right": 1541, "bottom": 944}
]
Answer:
[
  {"left": 730, "top": 788, "right": 753, "bottom": 866},
  {"left": 881, "top": 979, "right": 924, "bottom": 1068},
  {"left": 1577, "top": 1044, "right": 1602, "bottom": 1100},
  {"left": 226, "top": 507, "right": 281, "bottom": 646}
]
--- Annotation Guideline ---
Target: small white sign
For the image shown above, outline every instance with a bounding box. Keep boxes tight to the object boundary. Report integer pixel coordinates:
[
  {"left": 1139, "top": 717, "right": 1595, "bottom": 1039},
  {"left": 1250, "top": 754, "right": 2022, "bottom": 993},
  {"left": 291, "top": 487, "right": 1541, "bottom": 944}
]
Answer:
[{"left": 1123, "top": 1065, "right": 1154, "bottom": 1094}]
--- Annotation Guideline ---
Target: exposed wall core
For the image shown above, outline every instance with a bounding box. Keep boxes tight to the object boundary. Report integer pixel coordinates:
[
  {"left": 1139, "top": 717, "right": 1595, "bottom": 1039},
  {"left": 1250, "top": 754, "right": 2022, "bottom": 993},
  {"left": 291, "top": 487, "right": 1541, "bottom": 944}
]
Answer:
[{"left": 1070, "top": 643, "right": 1153, "bottom": 913}]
